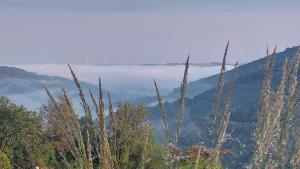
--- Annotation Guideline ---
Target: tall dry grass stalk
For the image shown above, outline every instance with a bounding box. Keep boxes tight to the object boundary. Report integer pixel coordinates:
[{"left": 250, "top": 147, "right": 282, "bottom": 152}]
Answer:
[
  {"left": 264, "top": 57, "right": 288, "bottom": 168},
  {"left": 269, "top": 58, "right": 289, "bottom": 168},
  {"left": 275, "top": 48, "right": 300, "bottom": 167},
  {"left": 108, "top": 92, "right": 116, "bottom": 137},
  {"left": 86, "top": 131, "right": 94, "bottom": 169},
  {"left": 61, "top": 87, "right": 88, "bottom": 167},
  {"left": 211, "top": 41, "right": 229, "bottom": 145},
  {"left": 47, "top": 66, "right": 115, "bottom": 169},
  {"left": 89, "top": 78, "right": 113, "bottom": 169},
  {"left": 250, "top": 48, "right": 276, "bottom": 169},
  {"left": 250, "top": 47, "right": 300, "bottom": 169},
  {"left": 68, "top": 64, "right": 98, "bottom": 157},
  {"left": 154, "top": 80, "right": 170, "bottom": 145},
  {"left": 108, "top": 92, "right": 119, "bottom": 169},
  {"left": 140, "top": 123, "right": 151, "bottom": 169},
  {"left": 211, "top": 62, "right": 238, "bottom": 166},
  {"left": 255, "top": 47, "right": 276, "bottom": 141},
  {"left": 154, "top": 55, "right": 189, "bottom": 146},
  {"left": 45, "top": 87, "right": 89, "bottom": 169},
  {"left": 154, "top": 55, "right": 190, "bottom": 169},
  {"left": 174, "top": 55, "right": 190, "bottom": 145}
]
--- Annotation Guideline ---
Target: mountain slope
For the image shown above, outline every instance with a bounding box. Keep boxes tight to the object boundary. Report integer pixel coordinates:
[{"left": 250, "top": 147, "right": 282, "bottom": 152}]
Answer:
[
  {"left": 149, "top": 46, "right": 300, "bottom": 168},
  {"left": 167, "top": 46, "right": 299, "bottom": 99}
]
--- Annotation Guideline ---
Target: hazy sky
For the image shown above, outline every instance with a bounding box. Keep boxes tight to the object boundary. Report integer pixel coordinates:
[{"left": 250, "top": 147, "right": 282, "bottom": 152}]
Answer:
[{"left": 0, "top": 0, "right": 300, "bottom": 64}]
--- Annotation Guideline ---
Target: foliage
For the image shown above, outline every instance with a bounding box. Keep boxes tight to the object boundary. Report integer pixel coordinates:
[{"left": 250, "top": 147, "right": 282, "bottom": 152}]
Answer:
[
  {"left": 111, "top": 103, "right": 153, "bottom": 169},
  {"left": 180, "top": 161, "right": 222, "bottom": 169},
  {"left": 0, "top": 150, "right": 12, "bottom": 169},
  {"left": 29, "top": 139, "right": 60, "bottom": 168},
  {"left": 0, "top": 96, "right": 59, "bottom": 168}
]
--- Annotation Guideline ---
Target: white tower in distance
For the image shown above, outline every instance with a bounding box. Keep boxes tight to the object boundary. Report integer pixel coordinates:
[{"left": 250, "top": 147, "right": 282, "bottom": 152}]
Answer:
[
  {"left": 104, "top": 56, "right": 108, "bottom": 65},
  {"left": 85, "top": 56, "right": 89, "bottom": 65}
]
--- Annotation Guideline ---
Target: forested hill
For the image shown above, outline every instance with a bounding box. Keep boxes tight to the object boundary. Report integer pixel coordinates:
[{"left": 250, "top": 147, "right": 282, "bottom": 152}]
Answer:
[
  {"left": 167, "top": 46, "right": 300, "bottom": 99},
  {"left": 149, "top": 46, "right": 300, "bottom": 168}
]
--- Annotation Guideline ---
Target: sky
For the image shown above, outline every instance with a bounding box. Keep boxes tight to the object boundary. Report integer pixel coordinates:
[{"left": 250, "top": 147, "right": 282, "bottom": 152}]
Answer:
[{"left": 0, "top": 0, "right": 300, "bottom": 64}]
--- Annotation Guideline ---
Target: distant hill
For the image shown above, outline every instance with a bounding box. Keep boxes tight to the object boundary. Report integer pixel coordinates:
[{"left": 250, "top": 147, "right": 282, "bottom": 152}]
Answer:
[
  {"left": 0, "top": 66, "right": 124, "bottom": 112},
  {"left": 149, "top": 46, "right": 300, "bottom": 168}
]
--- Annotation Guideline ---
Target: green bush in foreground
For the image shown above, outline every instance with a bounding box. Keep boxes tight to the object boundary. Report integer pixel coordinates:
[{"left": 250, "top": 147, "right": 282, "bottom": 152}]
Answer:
[{"left": 0, "top": 150, "right": 12, "bottom": 169}]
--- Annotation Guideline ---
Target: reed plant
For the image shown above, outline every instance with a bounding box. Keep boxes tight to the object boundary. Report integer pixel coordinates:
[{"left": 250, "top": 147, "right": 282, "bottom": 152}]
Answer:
[
  {"left": 249, "top": 47, "right": 300, "bottom": 169},
  {"left": 45, "top": 65, "right": 153, "bottom": 169},
  {"left": 41, "top": 44, "right": 300, "bottom": 169},
  {"left": 211, "top": 41, "right": 230, "bottom": 145},
  {"left": 154, "top": 56, "right": 190, "bottom": 169}
]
